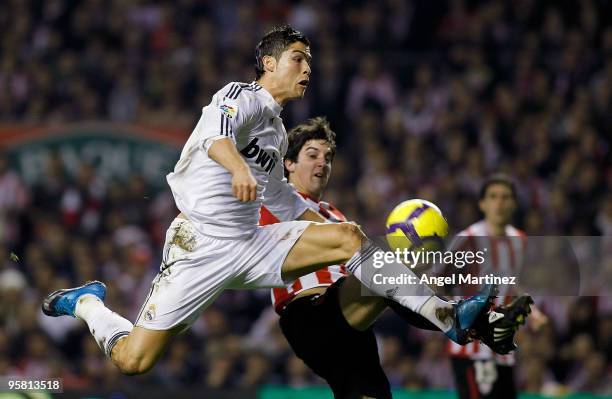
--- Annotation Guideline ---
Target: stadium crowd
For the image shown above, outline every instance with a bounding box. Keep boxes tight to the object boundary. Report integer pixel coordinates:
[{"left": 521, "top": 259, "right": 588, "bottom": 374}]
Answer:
[{"left": 0, "top": 0, "right": 610, "bottom": 395}]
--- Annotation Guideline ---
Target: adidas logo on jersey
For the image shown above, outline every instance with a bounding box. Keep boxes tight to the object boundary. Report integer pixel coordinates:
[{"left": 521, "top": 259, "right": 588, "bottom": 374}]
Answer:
[{"left": 240, "top": 138, "right": 278, "bottom": 173}]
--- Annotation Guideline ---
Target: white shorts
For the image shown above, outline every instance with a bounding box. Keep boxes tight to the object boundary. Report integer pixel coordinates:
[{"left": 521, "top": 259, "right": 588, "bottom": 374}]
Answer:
[{"left": 135, "top": 217, "right": 311, "bottom": 330}]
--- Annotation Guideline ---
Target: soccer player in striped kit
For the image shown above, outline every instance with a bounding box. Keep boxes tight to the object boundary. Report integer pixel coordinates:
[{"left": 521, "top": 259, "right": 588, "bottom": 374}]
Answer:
[
  {"left": 260, "top": 121, "right": 534, "bottom": 398},
  {"left": 260, "top": 117, "right": 393, "bottom": 398},
  {"left": 447, "top": 175, "right": 547, "bottom": 399}
]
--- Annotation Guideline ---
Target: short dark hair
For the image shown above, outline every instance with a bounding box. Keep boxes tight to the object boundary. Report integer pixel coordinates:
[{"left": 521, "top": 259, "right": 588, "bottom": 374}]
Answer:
[
  {"left": 254, "top": 25, "right": 310, "bottom": 80},
  {"left": 285, "top": 116, "right": 337, "bottom": 176},
  {"left": 479, "top": 173, "right": 517, "bottom": 200}
]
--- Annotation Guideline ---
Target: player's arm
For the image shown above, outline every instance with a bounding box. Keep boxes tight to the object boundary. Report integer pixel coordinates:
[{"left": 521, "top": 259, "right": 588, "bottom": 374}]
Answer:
[
  {"left": 208, "top": 138, "right": 257, "bottom": 202},
  {"left": 197, "top": 83, "right": 261, "bottom": 202}
]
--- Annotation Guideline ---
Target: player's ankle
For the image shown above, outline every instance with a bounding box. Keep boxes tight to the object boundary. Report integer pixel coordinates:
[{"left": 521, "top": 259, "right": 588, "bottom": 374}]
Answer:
[
  {"left": 418, "top": 296, "right": 454, "bottom": 333},
  {"left": 74, "top": 294, "right": 103, "bottom": 319}
]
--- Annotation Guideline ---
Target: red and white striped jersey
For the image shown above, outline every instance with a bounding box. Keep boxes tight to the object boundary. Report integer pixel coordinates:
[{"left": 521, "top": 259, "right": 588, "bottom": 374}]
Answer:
[
  {"left": 446, "top": 220, "right": 527, "bottom": 366},
  {"left": 260, "top": 193, "right": 348, "bottom": 314}
]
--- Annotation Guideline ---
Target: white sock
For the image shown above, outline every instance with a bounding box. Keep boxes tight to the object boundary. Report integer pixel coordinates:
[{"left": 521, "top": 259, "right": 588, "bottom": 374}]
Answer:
[
  {"left": 345, "top": 240, "right": 454, "bottom": 332},
  {"left": 75, "top": 294, "right": 133, "bottom": 357},
  {"left": 417, "top": 295, "right": 454, "bottom": 332}
]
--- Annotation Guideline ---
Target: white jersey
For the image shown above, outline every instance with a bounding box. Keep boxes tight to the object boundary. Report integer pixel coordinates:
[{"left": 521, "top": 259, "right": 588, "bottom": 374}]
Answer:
[{"left": 167, "top": 81, "right": 309, "bottom": 239}]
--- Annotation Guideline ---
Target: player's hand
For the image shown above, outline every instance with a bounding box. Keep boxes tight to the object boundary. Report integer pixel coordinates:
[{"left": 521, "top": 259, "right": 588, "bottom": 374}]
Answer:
[
  {"left": 232, "top": 167, "right": 257, "bottom": 202},
  {"left": 528, "top": 305, "right": 548, "bottom": 331}
]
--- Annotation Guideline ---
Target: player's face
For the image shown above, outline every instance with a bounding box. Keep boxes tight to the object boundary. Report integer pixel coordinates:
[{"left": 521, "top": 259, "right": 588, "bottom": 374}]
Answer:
[
  {"left": 479, "top": 184, "right": 516, "bottom": 226},
  {"left": 273, "top": 42, "right": 311, "bottom": 101},
  {"left": 286, "top": 139, "right": 332, "bottom": 199}
]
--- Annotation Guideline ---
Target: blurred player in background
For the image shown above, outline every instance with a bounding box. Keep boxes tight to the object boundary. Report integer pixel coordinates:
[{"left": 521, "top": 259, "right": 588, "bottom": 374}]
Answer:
[
  {"left": 41, "top": 25, "right": 496, "bottom": 377},
  {"left": 448, "top": 175, "right": 548, "bottom": 399}
]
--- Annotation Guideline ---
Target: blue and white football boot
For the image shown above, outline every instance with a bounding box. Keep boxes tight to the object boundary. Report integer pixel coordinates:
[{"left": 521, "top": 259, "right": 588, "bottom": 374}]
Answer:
[
  {"left": 42, "top": 281, "right": 107, "bottom": 318},
  {"left": 445, "top": 284, "right": 497, "bottom": 345}
]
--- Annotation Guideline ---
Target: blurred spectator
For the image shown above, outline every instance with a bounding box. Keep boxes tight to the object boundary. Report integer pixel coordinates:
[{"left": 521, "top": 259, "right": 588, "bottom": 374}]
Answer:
[{"left": 346, "top": 54, "right": 397, "bottom": 116}]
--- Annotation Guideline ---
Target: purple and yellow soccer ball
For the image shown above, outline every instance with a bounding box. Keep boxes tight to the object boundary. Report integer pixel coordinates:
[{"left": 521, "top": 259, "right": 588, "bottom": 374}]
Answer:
[{"left": 385, "top": 199, "right": 449, "bottom": 253}]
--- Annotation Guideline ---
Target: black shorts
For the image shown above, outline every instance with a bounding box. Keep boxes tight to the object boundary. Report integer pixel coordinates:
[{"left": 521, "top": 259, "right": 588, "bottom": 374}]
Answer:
[
  {"left": 451, "top": 357, "right": 517, "bottom": 399},
  {"left": 279, "top": 278, "right": 392, "bottom": 399}
]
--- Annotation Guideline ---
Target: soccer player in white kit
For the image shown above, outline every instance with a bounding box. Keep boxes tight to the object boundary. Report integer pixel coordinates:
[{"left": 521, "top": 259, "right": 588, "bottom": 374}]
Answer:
[{"left": 42, "top": 25, "right": 495, "bottom": 376}]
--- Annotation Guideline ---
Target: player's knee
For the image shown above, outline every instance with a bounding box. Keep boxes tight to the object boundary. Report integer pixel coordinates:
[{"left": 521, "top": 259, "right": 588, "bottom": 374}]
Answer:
[{"left": 337, "top": 222, "right": 366, "bottom": 259}]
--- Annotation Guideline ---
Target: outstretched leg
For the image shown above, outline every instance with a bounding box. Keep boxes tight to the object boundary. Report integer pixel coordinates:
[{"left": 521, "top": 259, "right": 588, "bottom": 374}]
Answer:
[
  {"left": 282, "top": 222, "right": 494, "bottom": 343},
  {"left": 334, "top": 275, "right": 533, "bottom": 356},
  {"left": 42, "top": 281, "right": 179, "bottom": 375},
  {"left": 336, "top": 275, "right": 387, "bottom": 331}
]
